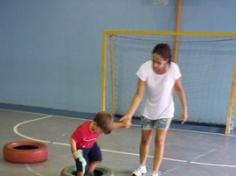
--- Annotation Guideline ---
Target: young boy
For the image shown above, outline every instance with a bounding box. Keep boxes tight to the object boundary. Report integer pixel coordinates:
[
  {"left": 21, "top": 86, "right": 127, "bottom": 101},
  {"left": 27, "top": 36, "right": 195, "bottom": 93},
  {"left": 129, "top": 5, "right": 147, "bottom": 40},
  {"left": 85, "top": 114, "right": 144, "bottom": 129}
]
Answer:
[{"left": 70, "top": 112, "right": 129, "bottom": 176}]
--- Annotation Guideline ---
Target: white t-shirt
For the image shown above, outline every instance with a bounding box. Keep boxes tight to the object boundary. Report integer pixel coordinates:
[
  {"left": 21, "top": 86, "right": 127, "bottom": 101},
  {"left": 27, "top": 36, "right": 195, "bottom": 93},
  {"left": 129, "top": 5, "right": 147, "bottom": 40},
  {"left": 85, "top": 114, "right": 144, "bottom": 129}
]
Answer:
[{"left": 136, "top": 60, "right": 181, "bottom": 120}]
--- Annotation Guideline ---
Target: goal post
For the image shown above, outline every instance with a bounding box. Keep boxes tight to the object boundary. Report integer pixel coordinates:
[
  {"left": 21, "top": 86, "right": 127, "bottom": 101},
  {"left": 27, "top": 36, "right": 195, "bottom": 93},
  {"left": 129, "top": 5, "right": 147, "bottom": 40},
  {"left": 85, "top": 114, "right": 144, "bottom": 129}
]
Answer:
[
  {"left": 100, "top": 29, "right": 236, "bottom": 135},
  {"left": 225, "top": 62, "right": 236, "bottom": 135}
]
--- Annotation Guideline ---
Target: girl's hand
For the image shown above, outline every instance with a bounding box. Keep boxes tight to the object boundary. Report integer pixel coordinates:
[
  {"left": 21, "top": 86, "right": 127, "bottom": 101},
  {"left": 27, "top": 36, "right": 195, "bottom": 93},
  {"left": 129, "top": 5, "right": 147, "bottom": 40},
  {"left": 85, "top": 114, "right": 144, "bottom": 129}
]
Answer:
[
  {"left": 180, "top": 109, "right": 188, "bottom": 124},
  {"left": 120, "top": 114, "right": 132, "bottom": 128}
]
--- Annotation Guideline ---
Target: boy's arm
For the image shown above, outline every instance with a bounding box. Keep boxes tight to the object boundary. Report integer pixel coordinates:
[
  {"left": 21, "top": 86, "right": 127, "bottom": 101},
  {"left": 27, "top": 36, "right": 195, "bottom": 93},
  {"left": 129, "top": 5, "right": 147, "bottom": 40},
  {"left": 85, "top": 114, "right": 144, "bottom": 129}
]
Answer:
[
  {"left": 70, "top": 138, "right": 77, "bottom": 153},
  {"left": 70, "top": 138, "right": 78, "bottom": 159},
  {"left": 70, "top": 137, "right": 86, "bottom": 167},
  {"left": 112, "top": 121, "right": 130, "bottom": 129}
]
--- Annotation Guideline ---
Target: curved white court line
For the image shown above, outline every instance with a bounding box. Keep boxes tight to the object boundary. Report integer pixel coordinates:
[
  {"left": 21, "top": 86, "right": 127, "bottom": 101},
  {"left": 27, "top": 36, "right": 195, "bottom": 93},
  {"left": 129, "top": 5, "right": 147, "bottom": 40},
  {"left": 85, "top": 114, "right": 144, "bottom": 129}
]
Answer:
[
  {"left": 13, "top": 116, "right": 236, "bottom": 168},
  {"left": 13, "top": 115, "right": 52, "bottom": 144},
  {"left": 6, "top": 108, "right": 236, "bottom": 137}
]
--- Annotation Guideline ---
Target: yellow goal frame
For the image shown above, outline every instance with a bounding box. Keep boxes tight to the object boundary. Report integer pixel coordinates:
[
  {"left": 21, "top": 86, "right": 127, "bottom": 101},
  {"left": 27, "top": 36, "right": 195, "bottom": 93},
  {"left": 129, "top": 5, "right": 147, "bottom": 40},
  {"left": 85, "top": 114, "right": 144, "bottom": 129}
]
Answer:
[{"left": 100, "top": 29, "right": 236, "bottom": 135}]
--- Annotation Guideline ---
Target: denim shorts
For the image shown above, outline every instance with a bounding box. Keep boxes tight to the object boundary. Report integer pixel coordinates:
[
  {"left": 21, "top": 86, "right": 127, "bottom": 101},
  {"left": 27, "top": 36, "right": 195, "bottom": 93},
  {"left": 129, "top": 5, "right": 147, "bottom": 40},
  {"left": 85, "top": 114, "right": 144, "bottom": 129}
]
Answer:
[{"left": 141, "top": 117, "right": 172, "bottom": 131}]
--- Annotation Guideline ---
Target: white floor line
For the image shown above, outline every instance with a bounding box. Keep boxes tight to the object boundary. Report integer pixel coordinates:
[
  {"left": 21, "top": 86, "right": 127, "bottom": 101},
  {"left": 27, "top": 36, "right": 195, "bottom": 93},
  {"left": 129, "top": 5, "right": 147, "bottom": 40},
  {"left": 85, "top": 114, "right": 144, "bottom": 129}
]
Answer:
[
  {"left": 13, "top": 115, "right": 52, "bottom": 143},
  {"left": 52, "top": 114, "right": 236, "bottom": 137},
  {"left": 25, "top": 164, "right": 46, "bottom": 176},
  {"left": 5, "top": 108, "right": 236, "bottom": 137},
  {"left": 191, "top": 149, "right": 217, "bottom": 161},
  {"left": 131, "top": 123, "right": 236, "bottom": 137},
  {"left": 0, "top": 108, "right": 48, "bottom": 116},
  {"left": 13, "top": 115, "right": 236, "bottom": 168}
]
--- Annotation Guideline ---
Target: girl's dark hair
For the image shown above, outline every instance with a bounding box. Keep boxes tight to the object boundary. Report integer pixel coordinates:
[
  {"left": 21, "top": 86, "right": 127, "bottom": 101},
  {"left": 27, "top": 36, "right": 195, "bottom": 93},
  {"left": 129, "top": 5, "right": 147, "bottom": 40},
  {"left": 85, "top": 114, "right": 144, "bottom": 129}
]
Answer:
[
  {"left": 94, "top": 112, "right": 113, "bottom": 134},
  {"left": 152, "top": 43, "right": 172, "bottom": 64}
]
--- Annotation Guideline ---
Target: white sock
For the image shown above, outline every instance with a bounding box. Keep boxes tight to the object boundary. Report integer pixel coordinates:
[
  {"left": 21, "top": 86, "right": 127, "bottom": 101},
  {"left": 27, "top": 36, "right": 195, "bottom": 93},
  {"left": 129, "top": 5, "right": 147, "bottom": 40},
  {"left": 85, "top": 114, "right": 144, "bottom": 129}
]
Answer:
[
  {"left": 152, "top": 171, "right": 159, "bottom": 176},
  {"left": 140, "top": 165, "right": 146, "bottom": 169}
]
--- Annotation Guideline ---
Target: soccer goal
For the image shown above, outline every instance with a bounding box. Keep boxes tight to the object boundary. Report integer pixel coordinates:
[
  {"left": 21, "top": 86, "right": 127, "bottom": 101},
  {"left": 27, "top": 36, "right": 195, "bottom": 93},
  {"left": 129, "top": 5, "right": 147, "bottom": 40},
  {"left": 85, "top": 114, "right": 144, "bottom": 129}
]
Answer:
[{"left": 100, "top": 30, "right": 236, "bottom": 135}]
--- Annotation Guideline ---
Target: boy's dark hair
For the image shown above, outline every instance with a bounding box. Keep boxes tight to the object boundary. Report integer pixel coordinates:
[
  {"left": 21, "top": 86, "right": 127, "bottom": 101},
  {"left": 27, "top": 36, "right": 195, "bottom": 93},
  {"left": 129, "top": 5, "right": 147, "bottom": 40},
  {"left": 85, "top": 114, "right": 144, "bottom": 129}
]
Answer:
[
  {"left": 94, "top": 112, "right": 113, "bottom": 134},
  {"left": 152, "top": 43, "right": 172, "bottom": 64}
]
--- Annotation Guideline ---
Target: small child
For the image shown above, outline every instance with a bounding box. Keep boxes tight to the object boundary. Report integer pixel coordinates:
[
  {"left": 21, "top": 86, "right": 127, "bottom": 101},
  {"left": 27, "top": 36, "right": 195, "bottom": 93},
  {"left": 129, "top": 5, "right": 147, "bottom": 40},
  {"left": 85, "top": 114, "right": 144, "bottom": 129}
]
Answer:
[{"left": 70, "top": 112, "right": 129, "bottom": 176}]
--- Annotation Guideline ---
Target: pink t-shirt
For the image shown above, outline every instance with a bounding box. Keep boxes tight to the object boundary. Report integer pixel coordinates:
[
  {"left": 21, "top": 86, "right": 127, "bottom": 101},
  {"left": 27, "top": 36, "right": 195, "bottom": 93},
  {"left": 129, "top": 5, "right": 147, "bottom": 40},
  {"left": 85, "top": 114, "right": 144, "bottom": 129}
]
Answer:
[{"left": 71, "top": 121, "right": 100, "bottom": 149}]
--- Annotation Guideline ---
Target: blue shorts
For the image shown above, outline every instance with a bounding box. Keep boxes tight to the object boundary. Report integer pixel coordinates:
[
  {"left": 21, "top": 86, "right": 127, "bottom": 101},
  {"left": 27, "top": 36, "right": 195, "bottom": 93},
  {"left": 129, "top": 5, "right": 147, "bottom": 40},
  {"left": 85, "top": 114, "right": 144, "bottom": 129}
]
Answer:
[
  {"left": 141, "top": 117, "right": 172, "bottom": 131},
  {"left": 75, "top": 142, "right": 102, "bottom": 174}
]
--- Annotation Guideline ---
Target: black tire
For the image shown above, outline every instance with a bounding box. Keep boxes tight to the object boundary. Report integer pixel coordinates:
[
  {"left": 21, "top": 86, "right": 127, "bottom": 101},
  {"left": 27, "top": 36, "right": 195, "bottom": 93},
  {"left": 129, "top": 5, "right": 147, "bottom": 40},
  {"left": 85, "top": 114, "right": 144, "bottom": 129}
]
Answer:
[{"left": 60, "top": 165, "right": 114, "bottom": 176}]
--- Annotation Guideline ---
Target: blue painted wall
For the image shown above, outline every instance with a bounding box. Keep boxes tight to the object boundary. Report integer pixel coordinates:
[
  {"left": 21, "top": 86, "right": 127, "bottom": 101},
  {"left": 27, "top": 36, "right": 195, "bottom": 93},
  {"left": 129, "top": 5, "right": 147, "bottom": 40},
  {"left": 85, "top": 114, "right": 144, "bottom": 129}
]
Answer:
[
  {"left": 0, "top": 0, "right": 235, "bottom": 124},
  {"left": 0, "top": 0, "right": 175, "bottom": 113},
  {"left": 182, "top": 0, "right": 236, "bottom": 32},
  {"left": 179, "top": 0, "right": 236, "bottom": 124}
]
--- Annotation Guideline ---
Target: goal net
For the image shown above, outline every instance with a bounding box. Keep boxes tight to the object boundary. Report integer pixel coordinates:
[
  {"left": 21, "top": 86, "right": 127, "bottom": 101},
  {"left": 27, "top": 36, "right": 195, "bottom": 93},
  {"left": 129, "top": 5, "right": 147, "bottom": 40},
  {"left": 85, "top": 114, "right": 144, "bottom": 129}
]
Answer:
[{"left": 101, "top": 30, "right": 236, "bottom": 126}]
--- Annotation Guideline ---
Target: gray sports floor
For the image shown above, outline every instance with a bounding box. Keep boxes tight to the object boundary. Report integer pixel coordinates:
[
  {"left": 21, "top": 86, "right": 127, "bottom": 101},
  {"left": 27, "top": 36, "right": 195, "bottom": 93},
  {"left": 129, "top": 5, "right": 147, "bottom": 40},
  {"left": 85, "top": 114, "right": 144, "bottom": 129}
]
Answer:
[{"left": 1, "top": 109, "right": 236, "bottom": 176}]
